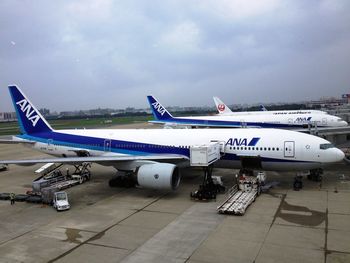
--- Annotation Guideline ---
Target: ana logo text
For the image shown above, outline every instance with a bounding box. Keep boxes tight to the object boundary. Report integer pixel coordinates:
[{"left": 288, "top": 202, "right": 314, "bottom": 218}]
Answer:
[
  {"left": 295, "top": 117, "right": 312, "bottom": 123},
  {"left": 226, "top": 137, "right": 260, "bottom": 147},
  {"left": 16, "top": 99, "right": 40, "bottom": 127},
  {"left": 151, "top": 102, "right": 166, "bottom": 116}
]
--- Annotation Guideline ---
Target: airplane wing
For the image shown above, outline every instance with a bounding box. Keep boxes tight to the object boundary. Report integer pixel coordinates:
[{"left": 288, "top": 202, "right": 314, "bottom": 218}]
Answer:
[
  {"left": 296, "top": 126, "right": 350, "bottom": 134},
  {"left": 0, "top": 154, "right": 189, "bottom": 166},
  {"left": 0, "top": 139, "right": 35, "bottom": 144}
]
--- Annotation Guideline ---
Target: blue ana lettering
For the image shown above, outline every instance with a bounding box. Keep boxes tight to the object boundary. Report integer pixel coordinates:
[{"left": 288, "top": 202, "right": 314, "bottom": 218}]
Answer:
[{"left": 226, "top": 137, "right": 260, "bottom": 147}]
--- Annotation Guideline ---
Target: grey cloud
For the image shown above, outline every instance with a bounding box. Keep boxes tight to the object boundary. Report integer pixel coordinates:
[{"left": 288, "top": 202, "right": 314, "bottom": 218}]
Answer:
[{"left": 0, "top": 0, "right": 349, "bottom": 112}]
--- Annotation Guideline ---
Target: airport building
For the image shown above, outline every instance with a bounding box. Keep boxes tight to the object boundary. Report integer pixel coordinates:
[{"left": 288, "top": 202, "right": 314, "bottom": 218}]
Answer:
[{"left": 0, "top": 112, "right": 16, "bottom": 122}]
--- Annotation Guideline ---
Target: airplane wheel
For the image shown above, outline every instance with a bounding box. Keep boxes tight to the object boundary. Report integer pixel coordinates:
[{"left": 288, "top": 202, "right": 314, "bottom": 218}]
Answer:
[{"left": 293, "top": 181, "right": 302, "bottom": 191}]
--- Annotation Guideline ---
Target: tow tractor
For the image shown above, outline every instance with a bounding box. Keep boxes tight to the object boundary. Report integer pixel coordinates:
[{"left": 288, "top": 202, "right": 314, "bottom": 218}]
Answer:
[{"left": 53, "top": 191, "right": 70, "bottom": 211}]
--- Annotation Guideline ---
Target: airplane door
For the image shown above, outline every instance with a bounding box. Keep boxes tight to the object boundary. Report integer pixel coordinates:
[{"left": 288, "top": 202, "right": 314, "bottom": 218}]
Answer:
[
  {"left": 284, "top": 141, "right": 295, "bottom": 158},
  {"left": 322, "top": 118, "right": 327, "bottom": 125},
  {"left": 47, "top": 139, "right": 54, "bottom": 151},
  {"left": 104, "top": 140, "right": 111, "bottom": 152}
]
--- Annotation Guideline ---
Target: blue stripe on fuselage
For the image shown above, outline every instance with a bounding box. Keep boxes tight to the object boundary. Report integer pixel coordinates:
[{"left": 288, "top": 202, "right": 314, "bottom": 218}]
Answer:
[{"left": 19, "top": 131, "right": 190, "bottom": 156}]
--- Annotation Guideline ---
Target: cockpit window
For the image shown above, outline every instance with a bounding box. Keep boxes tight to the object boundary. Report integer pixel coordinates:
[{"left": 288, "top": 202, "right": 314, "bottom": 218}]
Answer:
[{"left": 320, "top": 143, "right": 334, "bottom": 150}]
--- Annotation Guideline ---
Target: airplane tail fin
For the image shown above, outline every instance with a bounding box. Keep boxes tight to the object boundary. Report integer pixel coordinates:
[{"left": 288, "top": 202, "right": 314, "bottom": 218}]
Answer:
[
  {"left": 260, "top": 104, "right": 268, "bottom": 111},
  {"left": 147, "top": 95, "right": 173, "bottom": 120},
  {"left": 8, "top": 85, "right": 53, "bottom": 135},
  {"left": 213, "top": 96, "right": 232, "bottom": 114}
]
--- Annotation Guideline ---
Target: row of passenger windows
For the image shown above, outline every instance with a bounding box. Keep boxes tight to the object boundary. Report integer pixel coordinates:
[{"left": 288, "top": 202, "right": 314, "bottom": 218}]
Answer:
[
  {"left": 52, "top": 142, "right": 282, "bottom": 152},
  {"left": 229, "top": 146, "right": 280, "bottom": 151},
  {"left": 52, "top": 143, "right": 187, "bottom": 149}
]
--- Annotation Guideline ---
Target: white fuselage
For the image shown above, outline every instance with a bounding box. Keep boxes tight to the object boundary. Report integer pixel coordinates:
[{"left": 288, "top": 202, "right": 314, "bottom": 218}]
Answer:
[
  {"left": 176, "top": 112, "right": 347, "bottom": 128},
  {"left": 23, "top": 128, "right": 344, "bottom": 171}
]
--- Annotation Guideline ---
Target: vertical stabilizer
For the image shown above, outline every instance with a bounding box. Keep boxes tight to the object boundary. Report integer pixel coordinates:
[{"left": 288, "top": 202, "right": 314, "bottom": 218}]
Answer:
[
  {"left": 260, "top": 104, "right": 268, "bottom": 111},
  {"left": 8, "top": 85, "right": 53, "bottom": 134},
  {"left": 147, "top": 95, "right": 174, "bottom": 120},
  {"left": 213, "top": 97, "right": 233, "bottom": 114}
]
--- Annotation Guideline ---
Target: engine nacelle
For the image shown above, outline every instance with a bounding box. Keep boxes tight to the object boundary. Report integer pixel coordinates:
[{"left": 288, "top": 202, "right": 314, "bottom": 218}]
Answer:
[{"left": 136, "top": 163, "right": 180, "bottom": 190}]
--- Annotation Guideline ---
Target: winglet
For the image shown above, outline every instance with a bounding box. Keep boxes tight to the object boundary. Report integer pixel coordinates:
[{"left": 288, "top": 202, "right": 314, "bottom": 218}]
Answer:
[
  {"left": 147, "top": 96, "right": 173, "bottom": 120},
  {"left": 213, "top": 97, "right": 232, "bottom": 114},
  {"left": 8, "top": 85, "right": 53, "bottom": 134}
]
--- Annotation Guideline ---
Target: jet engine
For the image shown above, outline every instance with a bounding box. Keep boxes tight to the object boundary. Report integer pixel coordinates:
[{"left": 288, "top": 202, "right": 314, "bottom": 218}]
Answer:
[{"left": 136, "top": 163, "right": 180, "bottom": 190}]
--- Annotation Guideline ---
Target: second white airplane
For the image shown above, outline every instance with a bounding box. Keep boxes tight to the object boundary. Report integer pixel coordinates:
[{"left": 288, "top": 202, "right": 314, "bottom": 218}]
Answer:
[{"left": 148, "top": 95, "right": 347, "bottom": 129}]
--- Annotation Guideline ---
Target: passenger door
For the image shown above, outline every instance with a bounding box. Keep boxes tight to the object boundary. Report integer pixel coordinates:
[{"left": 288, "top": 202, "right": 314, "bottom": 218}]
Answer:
[
  {"left": 104, "top": 139, "right": 111, "bottom": 152},
  {"left": 284, "top": 141, "right": 295, "bottom": 158},
  {"left": 47, "top": 139, "right": 54, "bottom": 152}
]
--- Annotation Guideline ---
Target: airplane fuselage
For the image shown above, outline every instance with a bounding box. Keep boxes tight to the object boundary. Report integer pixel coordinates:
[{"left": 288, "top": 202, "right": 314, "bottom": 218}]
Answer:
[
  {"left": 152, "top": 113, "right": 347, "bottom": 128},
  {"left": 17, "top": 128, "right": 344, "bottom": 171}
]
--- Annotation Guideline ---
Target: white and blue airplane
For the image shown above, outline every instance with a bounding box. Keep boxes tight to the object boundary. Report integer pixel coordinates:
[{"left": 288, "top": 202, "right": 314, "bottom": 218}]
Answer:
[
  {"left": 148, "top": 95, "right": 347, "bottom": 129},
  {"left": 0, "top": 86, "right": 345, "bottom": 191}
]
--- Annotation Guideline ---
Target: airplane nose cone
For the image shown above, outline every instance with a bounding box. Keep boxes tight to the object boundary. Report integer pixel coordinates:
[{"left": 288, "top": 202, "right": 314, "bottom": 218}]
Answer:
[
  {"left": 335, "top": 149, "right": 345, "bottom": 162},
  {"left": 341, "top": 121, "right": 348, "bottom": 127}
]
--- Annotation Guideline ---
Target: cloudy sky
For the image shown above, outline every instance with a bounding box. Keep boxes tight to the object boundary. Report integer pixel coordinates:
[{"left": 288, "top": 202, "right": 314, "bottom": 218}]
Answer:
[{"left": 1, "top": 0, "right": 349, "bottom": 111}]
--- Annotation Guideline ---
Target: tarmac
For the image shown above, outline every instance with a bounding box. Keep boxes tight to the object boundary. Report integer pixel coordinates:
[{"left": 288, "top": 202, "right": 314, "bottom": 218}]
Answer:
[{"left": 0, "top": 123, "right": 349, "bottom": 263}]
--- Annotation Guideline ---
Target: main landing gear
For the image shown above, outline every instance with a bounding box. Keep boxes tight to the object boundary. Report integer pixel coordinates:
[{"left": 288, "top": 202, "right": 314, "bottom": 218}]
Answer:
[
  {"left": 307, "top": 169, "right": 323, "bottom": 182},
  {"left": 293, "top": 176, "right": 303, "bottom": 191},
  {"left": 190, "top": 165, "right": 225, "bottom": 201},
  {"left": 293, "top": 168, "right": 323, "bottom": 191}
]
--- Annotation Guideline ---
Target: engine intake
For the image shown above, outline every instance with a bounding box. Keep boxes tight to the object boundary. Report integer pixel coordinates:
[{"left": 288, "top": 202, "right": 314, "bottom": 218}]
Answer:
[{"left": 136, "top": 163, "right": 180, "bottom": 190}]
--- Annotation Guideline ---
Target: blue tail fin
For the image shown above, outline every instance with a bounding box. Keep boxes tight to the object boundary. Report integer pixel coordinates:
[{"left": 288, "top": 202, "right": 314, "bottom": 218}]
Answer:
[
  {"left": 147, "top": 95, "right": 173, "bottom": 120},
  {"left": 9, "top": 85, "right": 53, "bottom": 134},
  {"left": 260, "top": 104, "right": 268, "bottom": 111}
]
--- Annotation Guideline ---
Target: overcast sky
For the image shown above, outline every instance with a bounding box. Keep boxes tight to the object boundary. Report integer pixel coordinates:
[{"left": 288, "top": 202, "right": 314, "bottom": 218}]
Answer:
[{"left": 1, "top": 0, "right": 349, "bottom": 111}]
